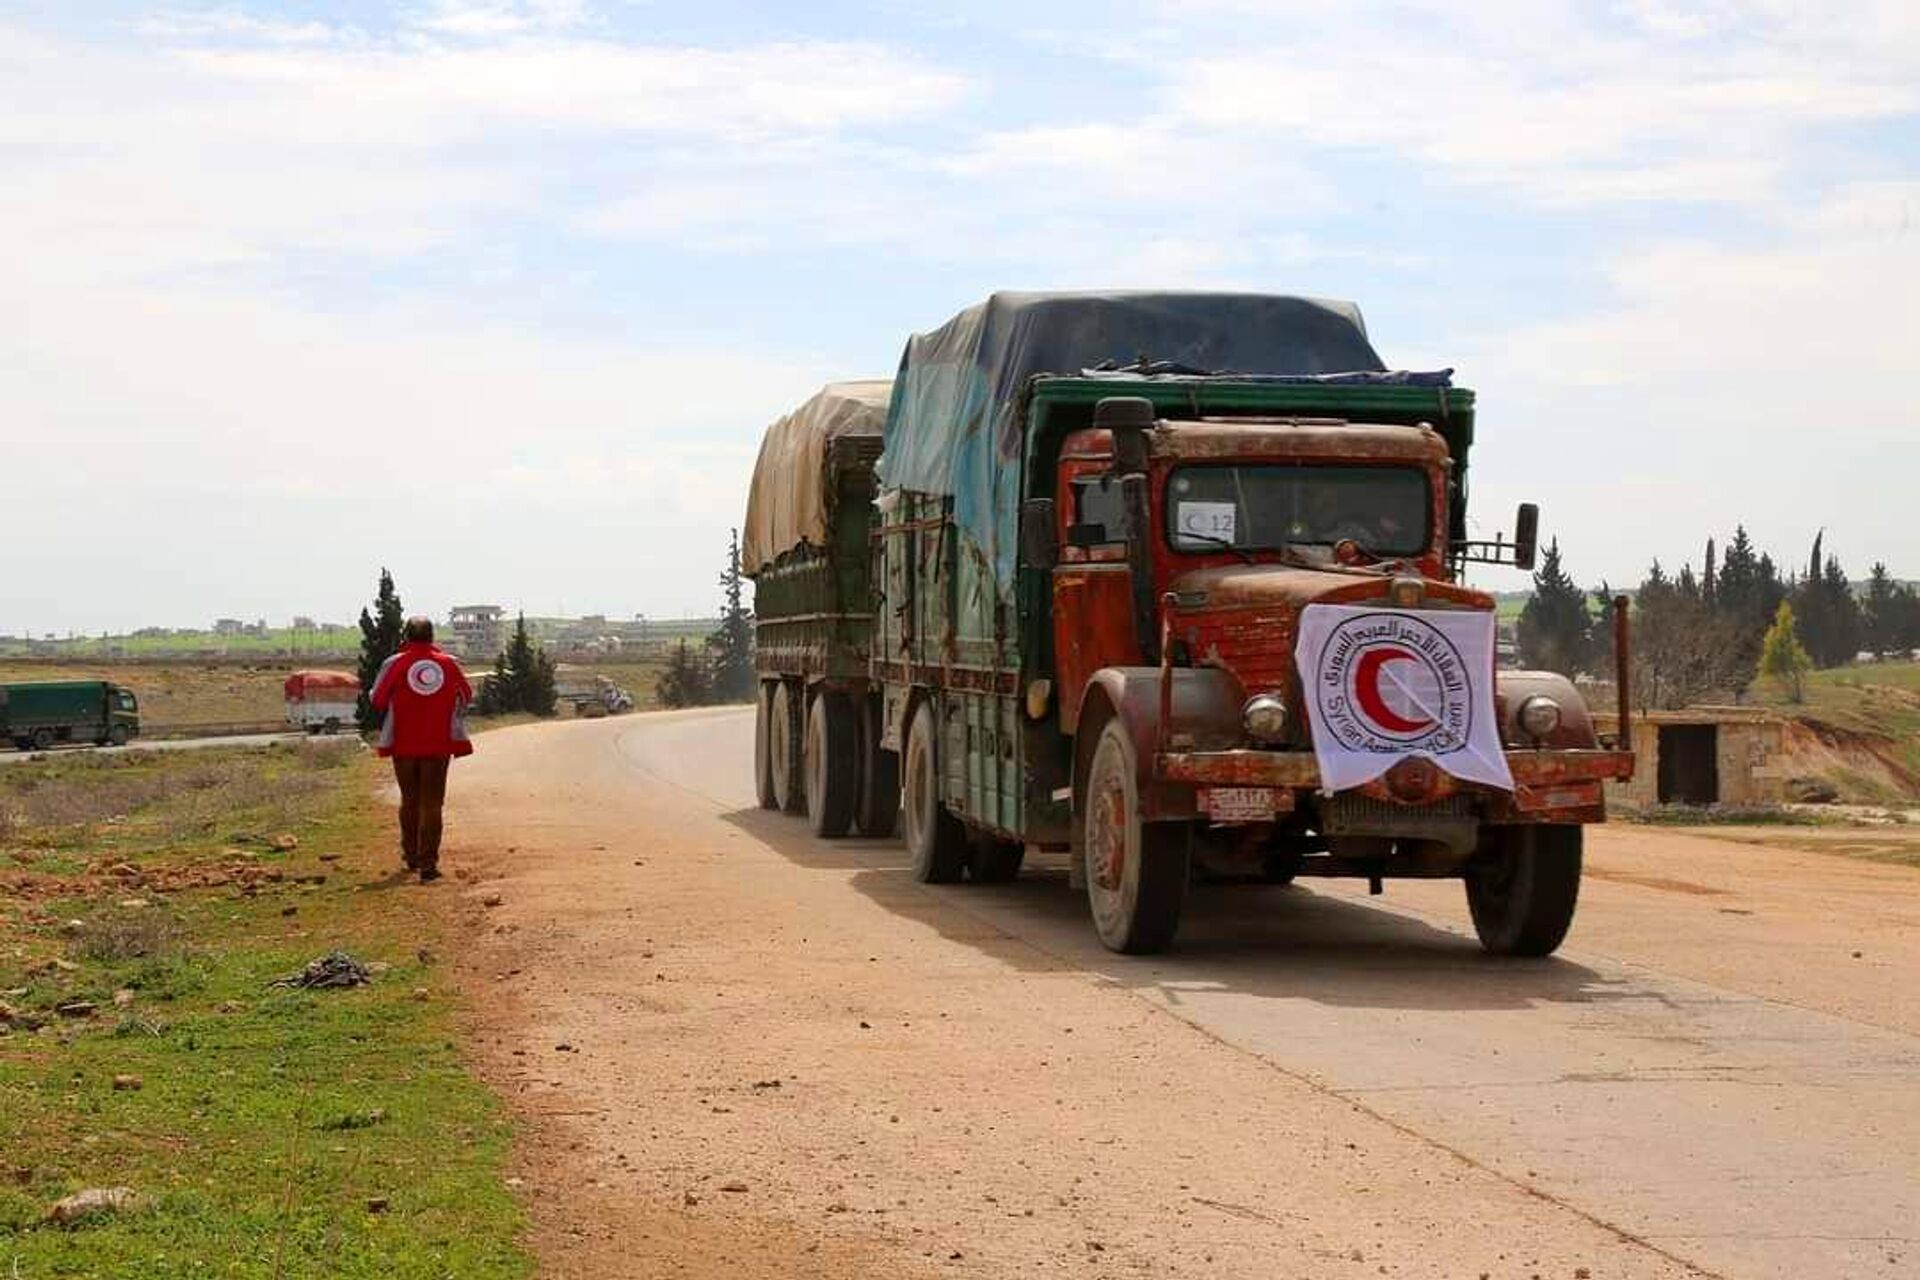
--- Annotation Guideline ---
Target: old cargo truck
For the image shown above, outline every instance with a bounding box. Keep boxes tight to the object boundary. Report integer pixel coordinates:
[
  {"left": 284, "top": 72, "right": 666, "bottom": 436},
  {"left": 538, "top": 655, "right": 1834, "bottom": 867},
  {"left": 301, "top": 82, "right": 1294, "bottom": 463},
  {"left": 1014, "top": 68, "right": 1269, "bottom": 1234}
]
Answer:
[
  {"left": 749, "top": 293, "right": 1634, "bottom": 956},
  {"left": 1, "top": 680, "right": 140, "bottom": 750}
]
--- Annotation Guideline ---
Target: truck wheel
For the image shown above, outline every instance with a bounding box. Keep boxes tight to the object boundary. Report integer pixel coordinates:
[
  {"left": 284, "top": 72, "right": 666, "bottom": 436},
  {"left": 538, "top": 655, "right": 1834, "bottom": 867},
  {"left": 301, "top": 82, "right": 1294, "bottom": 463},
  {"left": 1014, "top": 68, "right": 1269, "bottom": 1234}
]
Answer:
[
  {"left": 753, "top": 683, "right": 778, "bottom": 810},
  {"left": 323, "top": 718, "right": 340, "bottom": 736},
  {"left": 970, "top": 835, "right": 1024, "bottom": 883},
  {"left": 903, "top": 700, "right": 967, "bottom": 883},
  {"left": 769, "top": 683, "right": 806, "bottom": 815},
  {"left": 853, "top": 695, "right": 899, "bottom": 838},
  {"left": 1465, "top": 824, "right": 1582, "bottom": 957},
  {"left": 805, "top": 691, "right": 858, "bottom": 838},
  {"left": 109, "top": 725, "right": 130, "bottom": 747},
  {"left": 30, "top": 728, "right": 54, "bottom": 752},
  {"left": 1082, "top": 719, "right": 1189, "bottom": 954}
]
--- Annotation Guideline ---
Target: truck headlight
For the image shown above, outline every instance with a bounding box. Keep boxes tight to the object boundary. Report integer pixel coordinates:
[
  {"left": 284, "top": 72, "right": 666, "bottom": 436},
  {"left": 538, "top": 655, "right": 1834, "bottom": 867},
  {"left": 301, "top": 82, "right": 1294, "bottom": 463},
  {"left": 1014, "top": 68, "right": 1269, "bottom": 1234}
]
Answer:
[
  {"left": 1517, "top": 694, "right": 1563, "bottom": 739},
  {"left": 1243, "top": 694, "right": 1288, "bottom": 744}
]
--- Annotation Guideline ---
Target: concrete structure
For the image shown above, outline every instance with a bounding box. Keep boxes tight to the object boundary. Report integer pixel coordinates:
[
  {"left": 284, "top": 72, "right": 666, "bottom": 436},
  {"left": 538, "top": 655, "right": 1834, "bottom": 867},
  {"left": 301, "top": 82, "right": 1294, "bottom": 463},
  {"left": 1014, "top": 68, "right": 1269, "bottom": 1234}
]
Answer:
[
  {"left": 1597, "top": 706, "right": 1788, "bottom": 808},
  {"left": 448, "top": 604, "right": 505, "bottom": 658}
]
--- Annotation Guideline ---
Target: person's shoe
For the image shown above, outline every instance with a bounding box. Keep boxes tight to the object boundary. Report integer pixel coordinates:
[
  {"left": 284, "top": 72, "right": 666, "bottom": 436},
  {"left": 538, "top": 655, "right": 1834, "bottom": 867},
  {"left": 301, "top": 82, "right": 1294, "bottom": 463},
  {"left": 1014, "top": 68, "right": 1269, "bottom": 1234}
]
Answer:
[{"left": 418, "top": 867, "right": 443, "bottom": 884}]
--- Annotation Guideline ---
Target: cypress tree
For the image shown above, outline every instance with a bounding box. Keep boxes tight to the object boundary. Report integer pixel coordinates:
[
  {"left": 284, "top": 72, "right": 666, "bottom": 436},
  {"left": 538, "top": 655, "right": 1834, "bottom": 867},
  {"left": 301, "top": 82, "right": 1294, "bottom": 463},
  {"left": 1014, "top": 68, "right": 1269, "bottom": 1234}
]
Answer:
[
  {"left": 354, "top": 568, "right": 405, "bottom": 731},
  {"left": 707, "top": 528, "right": 757, "bottom": 703}
]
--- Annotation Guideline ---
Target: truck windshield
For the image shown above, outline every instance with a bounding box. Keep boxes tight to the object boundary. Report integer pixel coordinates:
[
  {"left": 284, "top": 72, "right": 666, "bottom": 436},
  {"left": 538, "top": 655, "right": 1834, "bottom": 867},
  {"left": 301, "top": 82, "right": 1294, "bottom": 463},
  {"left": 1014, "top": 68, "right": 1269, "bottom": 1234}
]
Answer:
[{"left": 1166, "top": 465, "right": 1429, "bottom": 557}]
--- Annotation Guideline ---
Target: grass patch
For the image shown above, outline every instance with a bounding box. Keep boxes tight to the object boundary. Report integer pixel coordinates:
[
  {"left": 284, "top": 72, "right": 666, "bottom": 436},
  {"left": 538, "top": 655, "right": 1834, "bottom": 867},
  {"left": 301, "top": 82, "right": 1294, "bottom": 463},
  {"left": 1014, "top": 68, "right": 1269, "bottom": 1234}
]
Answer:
[
  {"left": 0, "top": 746, "right": 528, "bottom": 1278},
  {"left": 1625, "top": 803, "right": 1840, "bottom": 827}
]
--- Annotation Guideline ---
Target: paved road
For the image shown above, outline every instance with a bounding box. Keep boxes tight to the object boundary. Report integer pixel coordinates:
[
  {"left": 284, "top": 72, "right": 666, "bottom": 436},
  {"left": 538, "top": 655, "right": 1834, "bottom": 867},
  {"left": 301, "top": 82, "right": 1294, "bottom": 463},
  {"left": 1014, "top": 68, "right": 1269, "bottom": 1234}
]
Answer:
[
  {"left": 0, "top": 730, "right": 308, "bottom": 764},
  {"left": 445, "top": 709, "right": 1920, "bottom": 1280}
]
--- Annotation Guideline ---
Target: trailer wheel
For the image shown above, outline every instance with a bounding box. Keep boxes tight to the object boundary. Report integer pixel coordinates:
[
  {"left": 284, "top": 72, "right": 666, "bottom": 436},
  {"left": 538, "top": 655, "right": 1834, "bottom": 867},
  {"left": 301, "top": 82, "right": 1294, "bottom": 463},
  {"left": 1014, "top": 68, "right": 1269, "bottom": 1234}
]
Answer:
[
  {"left": 805, "top": 691, "right": 858, "bottom": 838},
  {"left": 322, "top": 718, "right": 340, "bottom": 736},
  {"left": 30, "top": 728, "right": 54, "bottom": 752},
  {"left": 109, "top": 725, "right": 130, "bottom": 747},
  {"left": 903, "top": 700, "right": 967, "bottom": 883},
  {"left": 853, "top": 694, "right": 899, "bottom": 838},
  {"left": 970, "top": 835, "right": 1024, "bottom": 883},
  {"left": 1465, "top": 823, "right": 1582, "bottom": 957},
  {"left": 769, "top": 682, "right": 806, "bottom": 815},
  {"left": 1082, "top": 719, "right": 1189, "bottom": 954},
  {"left": 753, "top": 683, "right": 778, "bottom": 810}
]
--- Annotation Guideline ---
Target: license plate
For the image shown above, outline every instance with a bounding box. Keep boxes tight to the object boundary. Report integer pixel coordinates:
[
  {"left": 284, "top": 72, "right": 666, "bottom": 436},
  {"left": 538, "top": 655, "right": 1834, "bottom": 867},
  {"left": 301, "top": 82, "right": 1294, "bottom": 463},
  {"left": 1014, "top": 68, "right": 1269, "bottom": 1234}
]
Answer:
[{"left": 1202, "top": 787, "right": 1279, "bottom": 823}]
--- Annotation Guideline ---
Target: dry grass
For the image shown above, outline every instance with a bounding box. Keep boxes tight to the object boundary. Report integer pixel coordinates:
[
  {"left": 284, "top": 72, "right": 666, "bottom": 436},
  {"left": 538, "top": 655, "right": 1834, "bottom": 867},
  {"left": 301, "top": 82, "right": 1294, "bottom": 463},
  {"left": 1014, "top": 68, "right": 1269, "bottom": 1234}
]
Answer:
[
  {"left": 69, "top": 904, "right": 188, "bottom": 963},
  {"left": 0, "top": 740, "right": 358, "bottom": 862}
]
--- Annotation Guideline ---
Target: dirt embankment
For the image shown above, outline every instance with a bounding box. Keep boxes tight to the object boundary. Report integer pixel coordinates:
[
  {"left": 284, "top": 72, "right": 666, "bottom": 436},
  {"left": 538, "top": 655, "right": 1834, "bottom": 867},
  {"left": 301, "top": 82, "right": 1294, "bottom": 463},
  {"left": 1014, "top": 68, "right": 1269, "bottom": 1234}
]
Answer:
[{"left": 1778, "top": 715, "right": 1920, "bottom": 804}]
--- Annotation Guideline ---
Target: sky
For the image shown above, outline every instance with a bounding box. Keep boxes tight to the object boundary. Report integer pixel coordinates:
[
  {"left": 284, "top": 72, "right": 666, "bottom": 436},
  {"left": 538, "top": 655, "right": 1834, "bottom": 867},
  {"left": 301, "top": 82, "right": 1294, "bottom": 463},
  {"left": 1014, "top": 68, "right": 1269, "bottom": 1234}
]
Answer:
[{"left": 4, "top": 0, "right": 1916, "bottom": 634}]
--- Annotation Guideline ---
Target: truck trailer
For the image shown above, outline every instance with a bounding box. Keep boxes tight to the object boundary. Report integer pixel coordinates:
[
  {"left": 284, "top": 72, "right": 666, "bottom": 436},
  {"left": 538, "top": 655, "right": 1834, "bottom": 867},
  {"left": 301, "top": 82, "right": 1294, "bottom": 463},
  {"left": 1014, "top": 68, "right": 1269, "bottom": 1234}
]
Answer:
[
  {"left": 746, "top": 293, "right": 1634, "bottom": 956},
  {"left": 1, "top": 680, "right": 141, "bottom": 750}
]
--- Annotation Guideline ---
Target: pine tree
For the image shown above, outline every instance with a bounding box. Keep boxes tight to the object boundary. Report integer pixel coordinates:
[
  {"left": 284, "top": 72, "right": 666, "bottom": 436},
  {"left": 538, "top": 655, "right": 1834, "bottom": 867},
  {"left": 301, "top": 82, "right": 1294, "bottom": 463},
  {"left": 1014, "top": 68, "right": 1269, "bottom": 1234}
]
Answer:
[
  {"left": 474, "top": 614, "right": 558, "bottom": 716},
  {"left": 1759, "top": 601, "right": 1812, "bottom": 703},
  {"left": 707, "top": 528, "right": 757, "bottom": 703},
  {"left": 354, "top": 568, "right": 405, "bottom": 731},
  {"left": 655, "top": 640, "right": 712, "bottom": 709},
  {"left": 1515, "top": 539, "right": 1591, "bottom": 674}
]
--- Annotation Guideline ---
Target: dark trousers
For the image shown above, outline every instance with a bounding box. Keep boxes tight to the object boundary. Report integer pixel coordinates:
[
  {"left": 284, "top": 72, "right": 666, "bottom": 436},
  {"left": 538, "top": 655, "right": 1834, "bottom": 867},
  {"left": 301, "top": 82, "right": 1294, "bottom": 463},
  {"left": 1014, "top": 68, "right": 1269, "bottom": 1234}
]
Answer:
[{"left": 392, "top": 755, "right": 452, "bottom": 871}]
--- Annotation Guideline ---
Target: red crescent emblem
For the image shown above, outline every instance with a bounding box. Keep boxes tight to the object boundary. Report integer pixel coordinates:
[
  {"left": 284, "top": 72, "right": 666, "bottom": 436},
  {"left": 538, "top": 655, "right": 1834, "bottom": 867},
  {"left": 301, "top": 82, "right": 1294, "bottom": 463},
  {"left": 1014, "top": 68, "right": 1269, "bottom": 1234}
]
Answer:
[{"left": 1353, "top": 647, "right": 1434, "bottom": 734}]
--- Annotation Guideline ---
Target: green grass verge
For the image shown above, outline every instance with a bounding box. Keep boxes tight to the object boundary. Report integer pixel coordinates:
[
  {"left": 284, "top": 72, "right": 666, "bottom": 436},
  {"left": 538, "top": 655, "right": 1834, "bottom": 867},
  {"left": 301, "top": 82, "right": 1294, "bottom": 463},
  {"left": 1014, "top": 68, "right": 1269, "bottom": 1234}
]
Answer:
[{"left": 0, "top": 746, "right": 529, "bottom": 1279}]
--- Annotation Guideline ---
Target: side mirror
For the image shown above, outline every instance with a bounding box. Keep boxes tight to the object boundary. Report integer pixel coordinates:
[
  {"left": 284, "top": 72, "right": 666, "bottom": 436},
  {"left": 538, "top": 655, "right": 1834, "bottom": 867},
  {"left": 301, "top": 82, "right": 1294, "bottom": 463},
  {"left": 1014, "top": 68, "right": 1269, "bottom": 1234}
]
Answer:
[
  {"left": 1020, "top": 498, "right": 1058, "bottom": 570},
  {"left": 1513, "top": 502, "right": 1539, "bottom": 571},
  {"left": 1095, "top": 396, "right": 1155, "bottom": 475}
]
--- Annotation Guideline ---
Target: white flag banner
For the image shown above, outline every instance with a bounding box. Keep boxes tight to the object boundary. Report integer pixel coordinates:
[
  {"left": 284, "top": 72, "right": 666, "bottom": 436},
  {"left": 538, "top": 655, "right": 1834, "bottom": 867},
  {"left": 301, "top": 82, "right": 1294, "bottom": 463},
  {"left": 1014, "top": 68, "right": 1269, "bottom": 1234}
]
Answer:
[{"left": 1294, "top": 604, "right": 1514, "bottom": 794}]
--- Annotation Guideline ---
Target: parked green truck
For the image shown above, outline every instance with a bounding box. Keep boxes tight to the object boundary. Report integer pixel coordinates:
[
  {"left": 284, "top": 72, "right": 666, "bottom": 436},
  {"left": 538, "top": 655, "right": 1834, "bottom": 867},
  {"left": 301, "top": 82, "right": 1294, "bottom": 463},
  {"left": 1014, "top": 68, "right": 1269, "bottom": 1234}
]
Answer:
[
  {"left": 1, "top": 680, "right": 141, "bottom": 750},
  {"left": 746, "top": 293, "right": 1633, "bottom": 956}
]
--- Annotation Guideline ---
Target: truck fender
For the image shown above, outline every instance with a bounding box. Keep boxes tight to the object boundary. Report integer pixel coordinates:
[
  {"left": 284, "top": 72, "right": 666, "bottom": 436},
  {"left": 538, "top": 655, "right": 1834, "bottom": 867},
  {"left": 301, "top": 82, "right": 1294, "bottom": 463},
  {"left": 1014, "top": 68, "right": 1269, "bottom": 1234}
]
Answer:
[
  {"left": 1074, "top": 667, "right": 1245, "bottom": 823},
  {"left": 1494, "top": 670, "right": 1599, "bottom": 749}
]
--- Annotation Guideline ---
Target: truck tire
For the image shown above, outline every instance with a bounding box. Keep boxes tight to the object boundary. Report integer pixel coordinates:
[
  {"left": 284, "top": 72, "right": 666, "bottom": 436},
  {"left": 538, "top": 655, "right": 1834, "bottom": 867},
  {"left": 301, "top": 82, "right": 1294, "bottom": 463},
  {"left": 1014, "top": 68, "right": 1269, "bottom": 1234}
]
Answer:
[
  {"left": 853, "top": 695, "right": 899, "bottom": 838},
  {"left": 1465, "top": 823, "right": 1582, "bottom": 957},
  {"left": 970, "top": 835, "right": 1024, "bottom": 883},
  {"left": 323, "top": 718, "right": 340, "bottom": 736},
  {"left": 903, "top": 700, "right": 967, "bottom": 883},
  {"left": 805, "top": 691, "right": 858, "bottom": 838},
  {"left": 753, "top": 683, "right": 778, "bottom": 810},
  {"left": 769, "top": 682, "right": 806, "bottom": 815},
  {"left": 109, "top": 725, "right": 130, "bottom": 747},
  {"left": 30, "top": 728, "right": 53, "bottom": 752},
  {"left": 1082, "top": 718, "right": 1189, "bottom": 954}
]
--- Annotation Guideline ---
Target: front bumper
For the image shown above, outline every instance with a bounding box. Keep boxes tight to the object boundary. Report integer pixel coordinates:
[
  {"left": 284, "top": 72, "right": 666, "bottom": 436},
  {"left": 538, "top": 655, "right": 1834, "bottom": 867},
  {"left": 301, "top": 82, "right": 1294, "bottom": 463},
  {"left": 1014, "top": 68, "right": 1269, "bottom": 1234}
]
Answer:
[{"left": 1153, "top": 748, "right": 1635, "bottom": 821}]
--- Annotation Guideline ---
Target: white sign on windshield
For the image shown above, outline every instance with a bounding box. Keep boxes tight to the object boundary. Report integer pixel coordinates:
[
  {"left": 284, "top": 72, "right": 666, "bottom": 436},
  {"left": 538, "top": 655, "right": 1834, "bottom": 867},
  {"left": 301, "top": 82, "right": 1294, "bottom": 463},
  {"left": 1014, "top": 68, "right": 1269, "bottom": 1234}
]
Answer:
[{"left": 1175, "top": 501, "right": 1237, "bottom": 546}]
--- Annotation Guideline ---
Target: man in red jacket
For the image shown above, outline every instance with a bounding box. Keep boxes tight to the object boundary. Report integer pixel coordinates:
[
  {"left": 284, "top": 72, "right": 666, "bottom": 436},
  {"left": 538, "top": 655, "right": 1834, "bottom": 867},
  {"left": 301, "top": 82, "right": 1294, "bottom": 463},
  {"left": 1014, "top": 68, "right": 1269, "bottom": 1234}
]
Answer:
[{"left": 369, "top": 617, "right": 474, "bottom": 882}]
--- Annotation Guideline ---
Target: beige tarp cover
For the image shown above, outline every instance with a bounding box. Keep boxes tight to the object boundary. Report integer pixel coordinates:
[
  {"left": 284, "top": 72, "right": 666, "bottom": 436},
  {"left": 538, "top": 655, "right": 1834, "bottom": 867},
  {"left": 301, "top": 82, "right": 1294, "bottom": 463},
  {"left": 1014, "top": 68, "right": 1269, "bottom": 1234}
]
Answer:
[{"left": 741, "top": 380, "right": 892, "bottom": 576}]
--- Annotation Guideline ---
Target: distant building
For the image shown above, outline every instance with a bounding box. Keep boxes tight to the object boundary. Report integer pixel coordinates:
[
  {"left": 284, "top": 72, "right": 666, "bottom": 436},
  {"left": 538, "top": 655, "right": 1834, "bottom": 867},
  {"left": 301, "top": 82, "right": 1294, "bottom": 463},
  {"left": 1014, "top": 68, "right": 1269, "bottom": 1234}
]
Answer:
[
  {"left": 292, "top": 615, "right": 318, "bottom": 630},
  {"left": 448, "top": 605, "right": 506, "bottom": 657},
  {"left": 213, "top": 618, "right": 246, "bottom": 635}
]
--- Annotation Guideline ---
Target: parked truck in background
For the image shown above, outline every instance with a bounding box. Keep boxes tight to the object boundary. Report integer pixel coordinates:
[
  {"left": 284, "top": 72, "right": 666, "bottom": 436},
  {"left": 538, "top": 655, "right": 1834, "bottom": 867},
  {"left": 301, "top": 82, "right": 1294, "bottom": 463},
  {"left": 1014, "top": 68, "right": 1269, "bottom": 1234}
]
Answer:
[
  {"left": 747, "top": 293, "right": 1634, "bottom": 956},
  {"left": 283, "top": 670, "right": 358, "bottom": 734},
  {"left": 1, "top": 680, "right": 140, "bottom": 750}
]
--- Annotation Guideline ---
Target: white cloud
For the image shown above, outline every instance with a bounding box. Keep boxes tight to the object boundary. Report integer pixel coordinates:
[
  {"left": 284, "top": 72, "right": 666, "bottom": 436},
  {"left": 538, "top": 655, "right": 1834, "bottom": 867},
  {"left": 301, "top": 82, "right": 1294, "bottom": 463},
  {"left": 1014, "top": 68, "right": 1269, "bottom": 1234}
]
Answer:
[
  {"left": 1143, "top": 0, "right": 1919, "bottom": 209},
  {"left": 1458, "top": 181, "right": 1920, "bottom": 585},
  {"left": 408, "top": 0, "right": 588, "bottom": 36}
]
